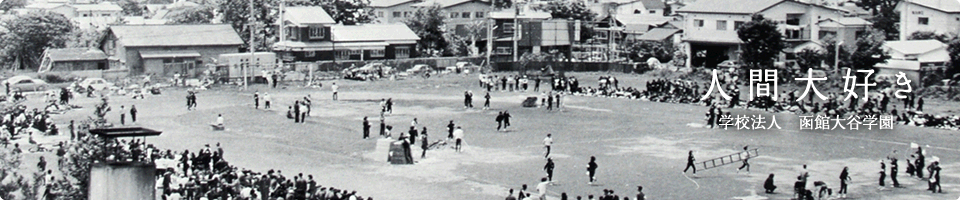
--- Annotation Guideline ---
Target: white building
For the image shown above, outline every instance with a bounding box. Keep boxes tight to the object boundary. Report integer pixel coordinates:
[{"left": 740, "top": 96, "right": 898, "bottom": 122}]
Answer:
[
  {"left": 21, "top": 2, "right": 122, "bottom": 29},
  {"left": 896, "top": 0, "right": 960, "bottom": 41},
  {"left": 874, "top": 39, "right": 949, "bottom": 87},
  {"left": 675, "top": 0, "right": 849, "bottom": 68}
]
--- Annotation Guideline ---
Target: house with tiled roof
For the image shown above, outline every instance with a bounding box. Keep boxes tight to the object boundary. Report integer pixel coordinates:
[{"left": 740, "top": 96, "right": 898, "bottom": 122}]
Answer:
[
  {"left": 875, "top": 40, "right": 949, "bottom": 88},
  {"left": 38, "top": 48, "right": 109, "bottom": 74},
  {"left": 272, "top": 7, "right": 420, "bottom": 62},
  {"left": 412, "top": 0, "right": 491, "bottom": 26},
  {"left": 896, "top": 0, "right": 960, "bottom": 41},
  {"left": 370, "top": 0, "right": 421, "bottom": 24},
  {"left": 614, "top": 0, "right": 668, "bottom": 16},
  {"left": 675, "top": 0, "right": 849, "bottom": 68},
  {"left": 99, "top": 24, "right": 243, "bottom": 76}
]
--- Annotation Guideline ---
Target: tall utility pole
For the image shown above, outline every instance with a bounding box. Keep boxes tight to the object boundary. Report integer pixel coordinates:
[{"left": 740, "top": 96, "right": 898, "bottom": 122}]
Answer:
[
  {"left": 512, "top": 4, "right": 519, "bottom": 62},
  {"left": 835, "top": 40, "right": 843, "bottom": 71},
  {"left": 486, "top": 0, "right": 494, "bottom": 68},
  {"left": 245, "top": 0, "right": 255, "bottom": 90}
]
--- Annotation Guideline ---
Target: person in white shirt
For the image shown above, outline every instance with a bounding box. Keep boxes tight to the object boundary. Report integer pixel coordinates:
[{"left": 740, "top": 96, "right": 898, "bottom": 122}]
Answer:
[
  {"left": 411, "top": 118, "right": 418, "bottom": 129},
  {"left": 331, "top": 82, "right": 339, "bottom": 100},
  {"left": 216, "top": 114, "right": 224, "bottom": 126},
  {"left": 263, "top": 93, "right": 272, "bottom": 109},
  {"left": 453, "top": 126, "right": 464, "bottom": 152},
  {"left": 536, "top": 177, "right": 549, "bottom": 200},
  {"left": 543, "top": 134, "right": 553, "bottom": 158}
]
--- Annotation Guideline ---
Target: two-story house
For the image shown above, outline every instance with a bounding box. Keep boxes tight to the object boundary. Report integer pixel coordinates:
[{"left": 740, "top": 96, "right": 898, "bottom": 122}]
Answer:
[
  {"left": 614, "top": 0, "right": 668, "bottom": 16},
  {"left": 482, "top": 10, "right": 577, "bottom": 62},
  {"left": 896, "top": 0, "right": 960, "bottom": 41},
  {"left": 100, "top": 24, "right": 243, "bottom": 77},
  {"left": 21, "top": 2, "right": 122, "bottom": 29},
  {"left": 272, "top": 7, "right": 420, "bottom": 62},
  {"left": 371, "top": 0, "right": 421, "bottom": 24},
  {"left": 676, "top": 0, "right": 847, "bottom": 68},
  {"left": 412, "top": 0, "right": 492, "bottom": 26}
]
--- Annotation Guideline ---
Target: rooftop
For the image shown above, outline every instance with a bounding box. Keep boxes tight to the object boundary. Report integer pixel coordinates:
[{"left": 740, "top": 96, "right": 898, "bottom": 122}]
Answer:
[
  {"left": 370, "top": 0, "right": 417, "bottom": 8},
  {"left": 633, "top": 0, "right": 666, "bottom": 10},
  {"left": 283, "top": 7, "right": 336, "bottom": 25},
  {"left": 412, "top": 0, "right": 489, "bottom": 8},
  {"left": 331, "top": 24, "right": 420, "bottom": 42},
  {"left": 44, "top": 48, "right": 107, "bottom": 62},
  {"left": 903, "top": 0, "right": 960, "bottom": 13},
  {"left": 676, "top": 0, "right": 783, "bottom": 14},
  {"left": 636, "top": 28, "right": 681, "bottom": 41},
  {"left": 109, "top": 24, "right": 243, "bottom": 47},
  {"left": 489, "top": 10, "right": 552, "bottom": 19},
  {"left": 883, "top": 40, "right": 947, "bottom": 55}
]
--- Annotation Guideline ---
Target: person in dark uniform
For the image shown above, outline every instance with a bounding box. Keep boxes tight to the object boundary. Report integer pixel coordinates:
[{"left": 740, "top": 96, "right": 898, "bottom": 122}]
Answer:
[
  {"left": 447, "top": 120, "right": 455, "bottom": 139},
  {"left": 587, "top": 156, "right": 598, "bottom": 184},
  {"left": 293, "top": 100, "right": 301, "bottom": 123},
  {"left": 839, "top": 167, "right": 850, "bottom": 198},
  {"left": 684, "top": 150, "right": 696, "bottom": 174},
  {"left": 408, "top": 126, "right": 418, "bottom": 145},
  {"left": 916, "top": 147, "right": 925, "bottom": 178},
  {"left": 362, "top": 117, "right": 371, "bottom": 139},
  {"left": 534, "top": 78, "right": 541, "bottom": 92},
  {"left": 420, "top": 127, "right": 428, "bottom": 158},
  {"left": 890, "top": 157, "right": 900, "bottom": 187},
  {"left": 120, "top": 105, "right": 126, "bottom": 125},
  {"left": 878, "top": 160, "right": 886, "bottom": 187},
  {"left": 764, "top": 174, "right": 777, "bottom": 193},
  {"left": 254, "top": 92, "right": 260, "bottom": 109},
  {"left": 928, "top": 161, "right": 942, "bottom": 193},
  {"left": 547, "top": 94, "right": 554, "bottom": 110},
  {"left": 544, "top": 158, "right": 555, "bottom": 182},
  {"left": 380, "top": 116, "right": 386, "bottom": 137},
  {"left": 502, "top": 110, "right": 511, "bottom": 128},
  {"left": 917, "top": 96, "right": 924, "bottom": 112},
  {"left": 129, "top": 105, "right": 138, "bottom": 123},
  {"left": 484, "top": 92, "right": 491, "bottom": 110},
  {"left": 496, "top": 112, "right": 504, "bottom": 131}
]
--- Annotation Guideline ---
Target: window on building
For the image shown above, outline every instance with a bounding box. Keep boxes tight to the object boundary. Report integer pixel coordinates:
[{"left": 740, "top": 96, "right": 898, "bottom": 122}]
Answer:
[
  {"left": 370, "top": 49, "right": 385, "bottom": 57},
  {"left": 404, "top": 12, "right": 411, "bottom": 17},
  {"left": 503, "top": 22, "right": 515, "bottom": 35},
  {"left": 378, "top": 11, "right": 384, "bottom": 17},
  {"left": 716, "top": 20, "right": 727, "bottom": 30},
  {"left": 462, "top": 12, "right": 471, "bottom": 18},
  {"left": 309, "top": 26, "right": 324, "bottom": 39},
  {"left": 450, "top": 12, "right": 459, "bottom": 18},
  {"left": 786, "top": 14, "right": 803, "bottom": 25},
  {"left": 305, "top": 51, "right": 316, "bottom": 57},
  {"left": 694, "top": 19, "right": 704, "bottom": 27},
  {"left": 475, "top": 12, "right": 484, "bottom": 18},
  {"left": 818, "top": 31, "right": 836, "bottom": 39},
  {"left": 396, "top": 47, "right": 410, "bottom": 58},
  {"left": 336, "top": 50, "right": 351, "bottom": 60},
  {"left": 393, "top": 12, "right": 402, "bottom": 18},
  {"left": 287, "top": 27, "right": 298, "bottom": 40},
  {"left": 495, "top": 47, "right": 511, "bottom": 55},
  {"left": 649, "top": 10, "right": 656, "bottom": 14},
  {"left": 102, "top": 13, "right": 110, "bottom": 17},
  {"left": 734, "top": 21, "right": 745, "bottom": 30},
  {"left": 918, "top": 17, "right": 929, "bottom": 25}
]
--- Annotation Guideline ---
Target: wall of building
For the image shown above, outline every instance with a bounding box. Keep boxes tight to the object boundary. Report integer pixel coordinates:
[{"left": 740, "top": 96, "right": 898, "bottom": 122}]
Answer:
[
  {"left": 125, "top": 45, "right": 239, "bottom": 75},
  {"left": 443, "top": 2, "right": 492, "bottom": 25},
  {"left": 374, "top": 3, "right": 419, "bottom": 24},
  {"left": 88, "top": 162, "right": 156, "bottom": 200},
  {"left": 683, "top": 13, "right": 750, "bottom": 42},
  {"left": 897, "top": 3, "right": 960, "bottom": 40},
  {"left": 615, "top": 2, "right": 662, "bottom": 15}
]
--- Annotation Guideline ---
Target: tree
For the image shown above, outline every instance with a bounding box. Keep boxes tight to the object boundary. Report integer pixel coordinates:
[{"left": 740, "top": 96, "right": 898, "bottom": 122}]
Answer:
[
  {"left": 848, "top": 29, "right": 889, "bottom": 71},
  {"left": 406, "top": 4, "right": 447, "bottom": 57},
  {"left": 118, "top": 0, "right": 144, "bottom": 16},
  {"left": 857, "top": 0, "right": 900, "bottom": 40},
  {"left": 821, "top": 36, "right": 852, "bottom": 69},
  {"left": 218, "top": 0, "right": 278, "bottom": 51},
  {"left": 0, "top": 11, "right": 76, "bottom": 70},
  {"left": 626, "top": 41, "right": 673, "bottom": 64},
  {"left": 737, "top": 14, "right": 784, "bottom": 69},
  {"left": 289, "top": 0, "right": 376, "bottom": 25},
  {"left": 67, "top": 28, "right": 104, "bottom": 48},
  {"left": 167, "top": 5, "right": 216, "bottom": 24},
  {"left": 537, "top": 0, "right": 595, "bottom": 21},
  {"left": 795, "top": 48, "right": 824, "bottom": 70},
  {"left": 447, "top": 20, "right": 486, "bottom": 56},
  {"left": 0, "top": 0, "right": 27, "bottom": 11},
  {"left": 907, "top": 31, "right": 955, "bottom": 43},
  {"left": 494, "top": 0, "right": 512, "bottom": 9},
  {"left": 947, "top": 38, "right": 960, "bottom": 75}
]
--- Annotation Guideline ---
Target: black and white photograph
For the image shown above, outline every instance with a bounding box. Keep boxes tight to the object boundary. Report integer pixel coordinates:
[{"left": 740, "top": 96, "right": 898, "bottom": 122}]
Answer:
[{"left": 0, "top": 0, "right": 959, "bottom": 199}]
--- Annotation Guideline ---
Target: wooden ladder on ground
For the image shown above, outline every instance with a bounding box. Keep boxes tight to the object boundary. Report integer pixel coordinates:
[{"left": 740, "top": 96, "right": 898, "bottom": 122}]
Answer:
[{"left": 697, "top": 148, "right": 760, "bottom": 170}]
